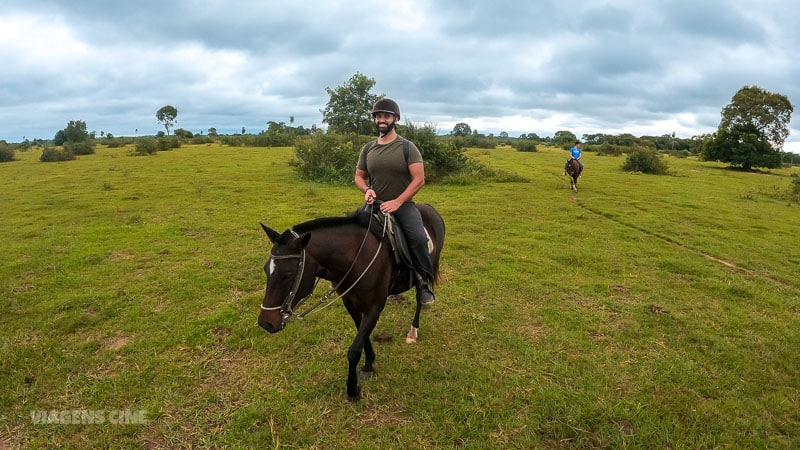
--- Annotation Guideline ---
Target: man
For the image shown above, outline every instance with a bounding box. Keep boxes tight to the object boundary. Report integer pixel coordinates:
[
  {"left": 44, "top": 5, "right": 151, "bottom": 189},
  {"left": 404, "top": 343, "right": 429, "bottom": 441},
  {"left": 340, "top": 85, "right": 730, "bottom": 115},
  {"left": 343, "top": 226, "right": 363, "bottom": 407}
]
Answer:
[
  {"left": 354, "top": 98, "right": 435, "bottom": 305},
  {"left": 564, "top": 141, "right": 584, "bottom": 176}
]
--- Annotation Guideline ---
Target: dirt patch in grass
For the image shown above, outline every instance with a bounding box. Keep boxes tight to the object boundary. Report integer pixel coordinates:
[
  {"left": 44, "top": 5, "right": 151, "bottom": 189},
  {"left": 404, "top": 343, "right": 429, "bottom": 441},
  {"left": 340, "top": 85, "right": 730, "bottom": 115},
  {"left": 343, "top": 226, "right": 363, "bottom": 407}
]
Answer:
[
  {"left": 361, "top": 402, "right": 411, "bottom": 427},
  {"left": 108, "top": 250, "right": 135, "bottom": 261},
  {"left": 107, "top": 335, "right": 131, "bottom": 351}
]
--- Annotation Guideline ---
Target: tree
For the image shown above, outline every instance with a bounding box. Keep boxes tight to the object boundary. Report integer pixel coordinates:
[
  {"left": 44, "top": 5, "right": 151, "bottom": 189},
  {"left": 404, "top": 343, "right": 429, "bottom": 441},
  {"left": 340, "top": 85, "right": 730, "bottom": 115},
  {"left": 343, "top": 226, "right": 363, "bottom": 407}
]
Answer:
[
  {"left": 702, "top": 123, "right": 781, "bottom": 170},
  {"left": 156, "top": 105, "right": 178, "bottom": 135},
  {"left": 451, "top": 123, "right": 472, "bottom": 136},
  {"left": 719, "top": 85, "right": 793, "bottom": 150},
  {"left": 64, "top": 120, "right": 89, "bottom": 143},
  {"left": 208, "top": 127, "right": 218, "bottom": 137},
  {"left": 321, "top": 72, "right": 381, "bottom": 139},
  {"left": 53, "top": 130, "right": 67, "bottom": 146},
  {"left": 703, "top": 86, "right": 792, "bottom": 170},
  {"left": 553, "top": 130, "right": 577, "bottom": 148}
]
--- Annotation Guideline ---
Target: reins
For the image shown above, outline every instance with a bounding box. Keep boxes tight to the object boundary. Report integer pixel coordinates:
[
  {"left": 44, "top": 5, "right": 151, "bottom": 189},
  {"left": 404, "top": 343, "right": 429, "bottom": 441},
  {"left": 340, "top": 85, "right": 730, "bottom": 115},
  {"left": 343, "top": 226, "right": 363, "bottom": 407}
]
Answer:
[{"left": 261, "top": 206, "right": 389, "bottom": 324}]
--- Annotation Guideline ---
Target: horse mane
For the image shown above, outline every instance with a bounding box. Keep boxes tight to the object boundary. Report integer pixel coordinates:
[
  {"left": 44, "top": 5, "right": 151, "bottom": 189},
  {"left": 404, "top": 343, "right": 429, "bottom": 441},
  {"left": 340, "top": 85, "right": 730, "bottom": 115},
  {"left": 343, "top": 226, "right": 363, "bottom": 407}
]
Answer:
[{"left": 292, "top": 214, "right": 359, "bottom": 235}]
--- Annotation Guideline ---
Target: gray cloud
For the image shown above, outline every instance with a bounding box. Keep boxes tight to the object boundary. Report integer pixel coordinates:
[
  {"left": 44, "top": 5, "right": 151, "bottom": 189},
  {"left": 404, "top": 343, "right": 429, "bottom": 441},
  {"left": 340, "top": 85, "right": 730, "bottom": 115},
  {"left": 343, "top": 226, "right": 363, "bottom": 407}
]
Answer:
[{"left": 1, "top": 0, "right": 798, "bottom": 152}]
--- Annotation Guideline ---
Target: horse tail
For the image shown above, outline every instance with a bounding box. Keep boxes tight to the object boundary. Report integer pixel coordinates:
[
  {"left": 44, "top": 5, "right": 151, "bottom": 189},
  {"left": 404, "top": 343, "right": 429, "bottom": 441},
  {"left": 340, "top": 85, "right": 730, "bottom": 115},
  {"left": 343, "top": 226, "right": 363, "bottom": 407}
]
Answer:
[{"left": 417, "top": 203, "right": 445, "bottom": 286}]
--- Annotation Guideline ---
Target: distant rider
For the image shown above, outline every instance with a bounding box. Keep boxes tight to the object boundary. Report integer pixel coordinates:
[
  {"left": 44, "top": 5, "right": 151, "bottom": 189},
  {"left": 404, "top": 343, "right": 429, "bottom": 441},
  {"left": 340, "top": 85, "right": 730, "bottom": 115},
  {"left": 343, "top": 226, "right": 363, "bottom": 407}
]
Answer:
[{"left": 564, "top": 141, "right": 584, "bottom": 176}]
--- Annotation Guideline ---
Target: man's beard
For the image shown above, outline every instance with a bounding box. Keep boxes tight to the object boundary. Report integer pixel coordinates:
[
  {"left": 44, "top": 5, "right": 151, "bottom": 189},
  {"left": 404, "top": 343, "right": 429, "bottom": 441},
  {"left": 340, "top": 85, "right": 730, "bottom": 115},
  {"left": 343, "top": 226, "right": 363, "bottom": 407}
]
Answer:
[{"left": 376, "top": 121, "right": 395, "bottom": 137}]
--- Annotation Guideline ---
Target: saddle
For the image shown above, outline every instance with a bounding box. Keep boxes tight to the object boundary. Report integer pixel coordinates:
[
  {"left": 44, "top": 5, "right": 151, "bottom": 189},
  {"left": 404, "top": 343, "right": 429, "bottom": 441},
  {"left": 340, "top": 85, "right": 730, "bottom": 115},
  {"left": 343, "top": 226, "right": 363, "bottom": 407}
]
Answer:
[{"left": 354, "top": 203, "right": 433, "bottom": 269}]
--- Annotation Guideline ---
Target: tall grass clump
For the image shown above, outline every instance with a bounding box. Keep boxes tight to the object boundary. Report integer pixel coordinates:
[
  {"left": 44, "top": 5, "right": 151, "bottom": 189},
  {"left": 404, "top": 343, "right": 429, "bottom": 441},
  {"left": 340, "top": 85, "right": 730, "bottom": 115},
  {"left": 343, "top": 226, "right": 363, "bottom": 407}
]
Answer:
[{"left": 622, "top": 147, "right": 669, "bottom": 174}]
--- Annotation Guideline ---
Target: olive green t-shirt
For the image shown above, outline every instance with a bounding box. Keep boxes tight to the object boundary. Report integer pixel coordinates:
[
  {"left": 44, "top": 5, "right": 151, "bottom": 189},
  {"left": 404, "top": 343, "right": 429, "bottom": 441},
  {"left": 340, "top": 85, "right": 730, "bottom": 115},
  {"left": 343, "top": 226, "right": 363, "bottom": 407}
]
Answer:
[{"left": 356, "top": 136, "right": 423, "bottom": 202}]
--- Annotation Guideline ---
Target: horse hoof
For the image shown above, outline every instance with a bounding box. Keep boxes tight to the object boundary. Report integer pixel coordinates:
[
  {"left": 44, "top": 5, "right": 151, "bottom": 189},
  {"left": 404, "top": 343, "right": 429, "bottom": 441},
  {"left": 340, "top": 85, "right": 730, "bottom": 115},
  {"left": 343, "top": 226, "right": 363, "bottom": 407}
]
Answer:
[
  {"left": 406, "top": 326, "right": 419, "bottom": 344},
  {"left": 347, "top": 387, "right": 362, "bottom": 402},
  {"left": 360, "top": 370, "right": 373, "bottom": 380}
]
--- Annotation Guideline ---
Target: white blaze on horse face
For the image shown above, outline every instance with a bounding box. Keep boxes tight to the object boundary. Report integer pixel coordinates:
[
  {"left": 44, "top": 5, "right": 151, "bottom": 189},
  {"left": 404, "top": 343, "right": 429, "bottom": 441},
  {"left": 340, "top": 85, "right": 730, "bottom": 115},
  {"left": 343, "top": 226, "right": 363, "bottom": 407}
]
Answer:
[{"left": 268, "top": 258, "right": 276, "bottom": 277}]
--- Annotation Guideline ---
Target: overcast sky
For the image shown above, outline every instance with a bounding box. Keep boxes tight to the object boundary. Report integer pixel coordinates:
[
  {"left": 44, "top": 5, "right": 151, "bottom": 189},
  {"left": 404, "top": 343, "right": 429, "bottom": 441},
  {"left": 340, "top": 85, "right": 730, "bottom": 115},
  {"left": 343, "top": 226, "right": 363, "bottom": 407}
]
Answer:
[{"left": 2, "top": 1, "right": 799, "bottom": 152}]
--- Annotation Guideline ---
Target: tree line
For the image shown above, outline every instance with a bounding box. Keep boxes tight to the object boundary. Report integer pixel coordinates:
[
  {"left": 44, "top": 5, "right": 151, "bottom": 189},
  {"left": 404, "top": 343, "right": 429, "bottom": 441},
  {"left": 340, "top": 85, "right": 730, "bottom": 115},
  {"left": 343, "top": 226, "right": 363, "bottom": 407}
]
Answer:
[{"left": 1, "top": 76, "right": 795, "bottom": 174}]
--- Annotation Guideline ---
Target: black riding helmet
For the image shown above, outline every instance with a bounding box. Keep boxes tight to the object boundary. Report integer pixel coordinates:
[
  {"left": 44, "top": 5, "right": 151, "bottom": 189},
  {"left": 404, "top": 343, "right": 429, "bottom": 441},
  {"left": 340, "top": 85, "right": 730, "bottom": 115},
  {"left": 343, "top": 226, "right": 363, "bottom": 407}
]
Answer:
[{"left": 371, "top": 98, "right": 400, "bottom": 119}]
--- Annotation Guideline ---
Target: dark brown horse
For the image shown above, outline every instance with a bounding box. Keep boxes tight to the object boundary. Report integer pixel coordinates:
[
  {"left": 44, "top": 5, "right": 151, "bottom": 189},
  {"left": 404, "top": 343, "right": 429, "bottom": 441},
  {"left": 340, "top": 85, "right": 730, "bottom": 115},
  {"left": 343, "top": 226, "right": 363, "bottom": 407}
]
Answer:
[
  {"left": 258, "top": 203, "right": 445, "bottom": 401},
  {"left": 565, "top": 158, "right": 582, "bottom": 192}
]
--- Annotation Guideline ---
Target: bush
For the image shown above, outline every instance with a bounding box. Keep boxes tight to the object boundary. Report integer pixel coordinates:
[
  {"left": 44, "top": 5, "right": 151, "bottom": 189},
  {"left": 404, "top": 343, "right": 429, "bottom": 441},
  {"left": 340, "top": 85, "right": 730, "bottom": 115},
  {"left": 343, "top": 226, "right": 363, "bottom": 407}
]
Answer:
[
  {"left": 40, "top": 147, "right": 75, "bottom": 162},
  {"left": 0, "top": 142, "right": 14, "bottom": 162},
  {"left": 595, "top": 144, "right": 625, "bottom": 156},
  {"left": 157, "top": 136, "right": 182, "bottom": 151},
  {"left": 622, "top": 148, "right": 669, "bottom": 174},
  {"left": 191, "top": 135, "right": 215, "bottom": 145},
  {"left": 64, "top": 141, "right": 95, "bottom": 155},
  {"left": 512, "top": 140, "right": 538, "bottom": 152},
  {"left": 790, "top": 175, "right": 800, "bottom": 202},
  {"left": 134, "top": 138, "right": 158, "bottom": 156},
  {"left": 399, "top": 123, "right": 470, "bottom": 182},
  {"left": 291, "top": 132, "right": 358, "bottom": 184}
]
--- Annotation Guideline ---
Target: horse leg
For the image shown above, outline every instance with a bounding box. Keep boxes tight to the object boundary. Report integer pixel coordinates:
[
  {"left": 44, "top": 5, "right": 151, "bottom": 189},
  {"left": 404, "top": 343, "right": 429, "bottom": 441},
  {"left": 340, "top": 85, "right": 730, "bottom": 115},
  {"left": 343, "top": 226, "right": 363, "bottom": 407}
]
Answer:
[
  {"left": 343, "top": 299, "right": 383, "bottom": 402},
  {"left": 406, "top": 300, "right": 422, "bottom": 344}
]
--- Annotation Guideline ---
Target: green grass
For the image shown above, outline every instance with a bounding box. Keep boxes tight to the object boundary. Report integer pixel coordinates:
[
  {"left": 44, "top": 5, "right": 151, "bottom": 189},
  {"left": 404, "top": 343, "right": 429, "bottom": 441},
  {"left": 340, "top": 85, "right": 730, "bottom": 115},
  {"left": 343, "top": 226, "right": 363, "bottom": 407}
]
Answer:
[{"left": 1, "top": 144, "right": 799, "bottom": 448}]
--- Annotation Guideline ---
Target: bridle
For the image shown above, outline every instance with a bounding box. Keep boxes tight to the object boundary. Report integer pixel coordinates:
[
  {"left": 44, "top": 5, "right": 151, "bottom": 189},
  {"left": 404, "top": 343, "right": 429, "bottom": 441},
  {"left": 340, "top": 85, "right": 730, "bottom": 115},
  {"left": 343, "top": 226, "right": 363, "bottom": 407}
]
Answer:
[{"left": 260, "top": 211, "right": 389, "bottom": 326}]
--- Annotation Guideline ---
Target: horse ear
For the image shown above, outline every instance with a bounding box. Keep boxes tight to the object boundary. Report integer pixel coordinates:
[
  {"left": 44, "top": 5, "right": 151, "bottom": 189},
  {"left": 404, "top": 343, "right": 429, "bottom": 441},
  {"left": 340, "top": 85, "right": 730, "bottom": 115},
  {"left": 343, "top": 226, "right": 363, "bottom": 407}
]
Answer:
[{"left": 260, "top": 223, "right": 281, "bottom": 243}]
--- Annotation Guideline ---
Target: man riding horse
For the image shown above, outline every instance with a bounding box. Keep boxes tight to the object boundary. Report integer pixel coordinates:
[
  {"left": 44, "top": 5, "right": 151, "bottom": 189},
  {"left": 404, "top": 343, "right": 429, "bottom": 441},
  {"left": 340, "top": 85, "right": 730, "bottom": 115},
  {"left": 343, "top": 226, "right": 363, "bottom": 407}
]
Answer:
[{"left": 354, "top": 98, "right": 436, "bottom": 306}]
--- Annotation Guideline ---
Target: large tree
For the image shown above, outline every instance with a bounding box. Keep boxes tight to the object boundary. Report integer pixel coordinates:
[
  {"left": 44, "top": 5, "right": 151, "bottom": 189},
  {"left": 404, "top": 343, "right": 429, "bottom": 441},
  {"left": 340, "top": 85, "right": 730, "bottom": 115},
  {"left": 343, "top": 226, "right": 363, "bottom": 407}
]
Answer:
[
  {"left": 719, "top": 85, "right": 793, "bottom": 150},
  {"left": 703, "top": 86, "right": 793, "bottom": 169},
  {"left": 320, "top": 72, "right": 381, "bottom": 140},
  {"left": 156, "top": 105, "right": 178, "bottom": 135},
  {"left": 53, "top": 120, "right": 89, "bottom": 145},
  {"left": 702, "top": 123, "right": 781, "bottom": 170}
]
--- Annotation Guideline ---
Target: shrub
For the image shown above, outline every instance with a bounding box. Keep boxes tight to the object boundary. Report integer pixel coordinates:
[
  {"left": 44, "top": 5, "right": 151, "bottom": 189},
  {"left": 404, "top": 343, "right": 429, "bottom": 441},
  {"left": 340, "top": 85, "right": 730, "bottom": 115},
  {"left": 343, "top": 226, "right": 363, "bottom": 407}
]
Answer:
[
  {"left": 0, "top": 142, "right": 14, "bottom": 162},
  {"left": 399, "top": 123, "right": 469, "bottom": 182},
  {"left": 173, "top": 128, "right": 194, "bottom": 139},
  {"left": 64, "top": 140, "right": 95, "bottom": 155},
  {"left": 157, "top": 136, "right": 181, "bottom": 151},
  {"left": 512, "top": 140, "right": 538, "bottom": 152},
  {"left": 105, "top": 138, "right": 125, "bottom": 148},
  {"left": 291, "top": 132, "right": 358, "bottom": 184},
  {"left": 790, "top": 174, "right": 800, "bottom": 202},
  {"left": 190, "top": 135, "right": 214, "bottom": 145},
  {"left": 622, "top": 148, "right": 669, "bottom": 174},
  {"left": 596, "top": 144, "right": 625, "bottom": 156},
  {"left": 40, "top": 147, "right": 75, "bottom": 162},
  {"left": 134, "top": 138, "right": 158, "bottom": 156}
]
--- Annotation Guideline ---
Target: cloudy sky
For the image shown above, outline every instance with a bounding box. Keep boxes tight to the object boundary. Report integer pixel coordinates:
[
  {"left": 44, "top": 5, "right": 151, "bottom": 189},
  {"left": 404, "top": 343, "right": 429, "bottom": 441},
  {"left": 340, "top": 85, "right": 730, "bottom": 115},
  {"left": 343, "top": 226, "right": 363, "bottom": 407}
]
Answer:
[{"left": 2, "top": 0, "right": 799, "bottom": 152}]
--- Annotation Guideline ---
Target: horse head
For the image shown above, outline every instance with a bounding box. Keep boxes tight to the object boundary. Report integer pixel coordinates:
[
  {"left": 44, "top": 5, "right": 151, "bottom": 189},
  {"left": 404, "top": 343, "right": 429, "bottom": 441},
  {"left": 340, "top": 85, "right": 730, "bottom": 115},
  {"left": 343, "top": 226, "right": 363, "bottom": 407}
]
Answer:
[{"left": 258, "top": 223, "right": 313, "bottom": 333}]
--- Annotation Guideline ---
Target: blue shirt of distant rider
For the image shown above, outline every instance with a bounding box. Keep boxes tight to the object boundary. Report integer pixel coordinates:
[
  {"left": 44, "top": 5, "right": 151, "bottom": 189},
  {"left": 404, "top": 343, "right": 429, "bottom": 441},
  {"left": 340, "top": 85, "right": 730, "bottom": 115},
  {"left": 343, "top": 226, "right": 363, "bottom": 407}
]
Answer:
[{"left": 565, "top": 142, "right": 584, "bottom": 173}]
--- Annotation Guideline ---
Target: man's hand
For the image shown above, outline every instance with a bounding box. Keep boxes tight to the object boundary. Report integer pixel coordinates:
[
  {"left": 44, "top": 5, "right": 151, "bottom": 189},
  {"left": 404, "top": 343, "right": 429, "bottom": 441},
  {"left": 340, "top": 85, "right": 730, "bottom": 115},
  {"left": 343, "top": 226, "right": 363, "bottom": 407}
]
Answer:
[
  {"left": 364, "top": 188, "right": 376, "bottom": 204},
  {"left": 379, "top": 199, "right": 402, "bottom": 213}
]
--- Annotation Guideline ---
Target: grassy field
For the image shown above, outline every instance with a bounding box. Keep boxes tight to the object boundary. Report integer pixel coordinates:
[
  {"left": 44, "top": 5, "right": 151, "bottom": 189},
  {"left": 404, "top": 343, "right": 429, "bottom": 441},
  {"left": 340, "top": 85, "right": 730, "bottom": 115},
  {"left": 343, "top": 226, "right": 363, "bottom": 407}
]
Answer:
[{"left": 1, "top": 143, "right": 799, "bottom": 448}]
